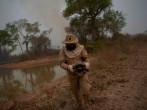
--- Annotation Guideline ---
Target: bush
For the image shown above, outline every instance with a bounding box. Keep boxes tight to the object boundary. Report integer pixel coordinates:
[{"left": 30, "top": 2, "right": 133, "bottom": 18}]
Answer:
[
  {"left": 84, "top": 38, "right": 113, "bottom": 53},
  {"left": 133, "top": 34, "right": 147, "bottom": 43}
]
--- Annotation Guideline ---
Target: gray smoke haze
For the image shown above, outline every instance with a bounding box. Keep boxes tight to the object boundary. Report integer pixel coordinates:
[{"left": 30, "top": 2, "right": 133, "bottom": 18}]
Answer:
[
  {"left": 20, "top": 0, "right": 68, "bottom": 47},
  {"left": 113, "top": 0, "right": 147, "bottom": 34}
]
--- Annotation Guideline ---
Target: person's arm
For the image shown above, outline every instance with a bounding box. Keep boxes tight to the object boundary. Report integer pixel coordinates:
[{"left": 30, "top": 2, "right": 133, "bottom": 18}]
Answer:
[{"left": 59, "top": 48, "right": 69, "bottom": 70}]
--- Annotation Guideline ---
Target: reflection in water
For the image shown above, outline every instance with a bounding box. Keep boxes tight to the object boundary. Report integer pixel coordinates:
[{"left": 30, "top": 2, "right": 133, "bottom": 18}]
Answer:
[{"left": 0, "top": 63, "right": 66, "bottom": 99}]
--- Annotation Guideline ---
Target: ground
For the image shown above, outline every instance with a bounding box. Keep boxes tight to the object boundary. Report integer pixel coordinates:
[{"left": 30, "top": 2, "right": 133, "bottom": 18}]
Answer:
[
  {"left": 0, "top": 41, "right": 147, "bottom": 110},
  {"left": 0, "top": 56, "right": 58, "bottom": 68},
  {"left": 89, "top": 43, "right": 147, "bottom": 110}
]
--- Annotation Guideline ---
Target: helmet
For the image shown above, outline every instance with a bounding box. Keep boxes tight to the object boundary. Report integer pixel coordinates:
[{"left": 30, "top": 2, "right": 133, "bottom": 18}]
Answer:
[{"left": 62, "top": 34, "right": 78, "bottom": 44}]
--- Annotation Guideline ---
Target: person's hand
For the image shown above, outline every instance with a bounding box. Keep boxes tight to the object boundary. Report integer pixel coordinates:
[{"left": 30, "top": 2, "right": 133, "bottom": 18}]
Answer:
[
  {"left": 68, "top": 65, "right": 74, "bottom": 72},
  {"left": 84, "top": 62, "right": 90, "bottom": 69}
]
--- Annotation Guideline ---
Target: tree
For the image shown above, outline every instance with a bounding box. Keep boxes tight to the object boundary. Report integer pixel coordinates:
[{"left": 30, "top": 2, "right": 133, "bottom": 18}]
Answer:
[
  {"left": 14, "top": 19, "right": 40, "bottom": 53},
  {"left": 1, "top": 19, "right": 53, "bottom": 58},
  {"left": 63, "top": 0, "right": 126, "bottom": 42},
  {"left": 0, "top": 30, "right": 17, "bottom": 63},
  {"left": 103, "top": 9, "right": 126, "bottom": 36},
  {"left": 5, "top": 23, "right": 24, "bottom": 54},
  {"left": 31, "top": 30, "right": 52, "bottom": 55},
  {"left": 0, "top": 30, "right": 17, "bottom": 52},
  {"left": 40, "top": 29, "right": 52, "bottom": 49}
]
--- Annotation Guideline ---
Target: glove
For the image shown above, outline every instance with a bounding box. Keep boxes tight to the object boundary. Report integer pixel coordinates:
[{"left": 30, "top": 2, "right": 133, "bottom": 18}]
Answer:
[
  {"left": 84, "top": 62, "right": 90, "bottom": 69},
  {"left": 68, "top": 65, "right": 74, "bottom": 72}
]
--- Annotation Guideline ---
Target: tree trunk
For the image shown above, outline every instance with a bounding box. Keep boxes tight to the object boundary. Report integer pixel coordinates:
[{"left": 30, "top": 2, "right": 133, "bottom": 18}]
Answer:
[
  {"left": 17, "top": 39, "right": 24, "bottom": 54},
  {"left": 91, "top": 16, "right": 97, "bottom": 41},
  {"left": 26, "top": 42, "right": 29, "bottom": 53}
]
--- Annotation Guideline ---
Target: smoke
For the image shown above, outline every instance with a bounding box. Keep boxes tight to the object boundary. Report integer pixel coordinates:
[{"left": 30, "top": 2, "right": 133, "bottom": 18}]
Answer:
[{"left": 20, "top": 0, "right": 68, "bottom": 47}]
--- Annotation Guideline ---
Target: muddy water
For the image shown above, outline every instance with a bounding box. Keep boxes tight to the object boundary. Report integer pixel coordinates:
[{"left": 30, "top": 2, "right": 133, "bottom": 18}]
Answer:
[{"left": 0, "top": 63, "right": 66, "bottom": 99}]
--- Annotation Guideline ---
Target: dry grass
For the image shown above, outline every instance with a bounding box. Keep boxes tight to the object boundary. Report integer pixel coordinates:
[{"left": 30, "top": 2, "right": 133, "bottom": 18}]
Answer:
[{"left": 1, "top": 36, "right": 147, "bottom": 110}]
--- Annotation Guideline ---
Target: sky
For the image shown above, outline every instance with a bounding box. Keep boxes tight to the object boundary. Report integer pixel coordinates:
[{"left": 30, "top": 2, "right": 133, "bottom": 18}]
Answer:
[
  {"left": 113, "top": 0, "right": 147, "bottom": 34},
  {"left": 0, "top": 0, "right": 147, "bottom": 53}
]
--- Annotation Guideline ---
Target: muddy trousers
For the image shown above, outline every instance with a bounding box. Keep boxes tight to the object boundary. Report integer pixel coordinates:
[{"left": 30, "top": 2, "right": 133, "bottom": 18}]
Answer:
[{"left": 68, "top": 74, "right": 91, "bottom": 108}]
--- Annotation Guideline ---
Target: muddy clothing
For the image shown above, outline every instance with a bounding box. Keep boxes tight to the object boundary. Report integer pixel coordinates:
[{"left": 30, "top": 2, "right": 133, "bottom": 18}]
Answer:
[{"left": 59, "top": 43, "right": 91, "bottom": 108}]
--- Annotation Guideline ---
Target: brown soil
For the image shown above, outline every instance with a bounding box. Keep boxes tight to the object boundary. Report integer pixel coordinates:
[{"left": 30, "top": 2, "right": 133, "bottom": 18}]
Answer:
[
  {"left": 0, "top": 42, "right": 147, "bottom": 110},
  {"left": 0, "top": 56, "right": 58, "bottom": 69}
]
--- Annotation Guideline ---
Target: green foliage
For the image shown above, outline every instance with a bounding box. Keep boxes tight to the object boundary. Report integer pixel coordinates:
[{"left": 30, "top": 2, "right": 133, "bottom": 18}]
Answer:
[
  {"left": 63, "top": 0, "right": 112, "bottom": 18},
  {"left": 63, "top": 0, "right": 126, "bottom": 42},
  {"left": 0, "top": 30, "right": 18, "bottom": 63},
  {"left": 85, "top": 42, "right": 100, "bottom": 53},
  {"left": 3, "top": 19, "right": 52, "bottom": 56},
  {"left": 85, "top": 38, "right": 113, "bottom": 53},
  {"left": 98, "top": 82, "right": 107, "bottom": 91},
  {"left": 25, "top": 22, "right": 40, "bottom": 33},
  {"left": 14, "top": 19, "right": 40, "bottom": 53},
  {"left": 0, "top": 30, "right": 11, "bottom": 45},
  {"left": 0, "top": 19, "right": 55, "bottom": 63},
  {"left": 0, "top": 30, "right": 17, "bottom": 52},
  {"left": 103, "top": 9, "right": 126, "bottom": 34},
  {"left": 5, "top": 23, "right": 24, "bottom": 54}
]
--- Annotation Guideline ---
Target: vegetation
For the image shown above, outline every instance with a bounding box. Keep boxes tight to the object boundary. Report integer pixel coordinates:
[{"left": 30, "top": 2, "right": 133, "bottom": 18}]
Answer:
[
  {"left": 84, "top": 33, "right": 147, "bottom": 53},
  {"left": 63, "top": 0, "right": 126, "bottom": 43},
  {"left": 1, "top": 34, "right": 146, "bottom": 110},
  {"left": 0, "top": 30, "right": 17, "bottom": 63},
  {"left": 0, "top": 19, "right": 59, "bottom": 64},
  {"left": 0, "top": 0, "right": 147, "bottom": 110},
  {"left": 0, "top": 0, "right": 146, "bottom": 65}
]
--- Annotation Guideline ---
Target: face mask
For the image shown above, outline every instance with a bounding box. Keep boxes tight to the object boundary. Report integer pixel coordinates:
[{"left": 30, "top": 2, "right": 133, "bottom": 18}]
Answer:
[{"left": 66, "top": 43, "right": 76, "bottom": 51}]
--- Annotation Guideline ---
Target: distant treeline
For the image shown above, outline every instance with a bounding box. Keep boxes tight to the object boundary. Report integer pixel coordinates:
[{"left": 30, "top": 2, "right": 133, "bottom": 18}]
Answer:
[
  {"left": 84, "top": 33, "right": 147, "bottom": 53},
  {"left": 0, "top": 19, "right": 59, "bottom": 64}
]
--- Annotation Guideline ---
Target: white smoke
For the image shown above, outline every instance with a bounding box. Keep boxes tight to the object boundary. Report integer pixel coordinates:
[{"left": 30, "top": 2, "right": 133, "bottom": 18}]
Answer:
[{"left": 20, "top": 0, "right": 68, "bottom": 47}]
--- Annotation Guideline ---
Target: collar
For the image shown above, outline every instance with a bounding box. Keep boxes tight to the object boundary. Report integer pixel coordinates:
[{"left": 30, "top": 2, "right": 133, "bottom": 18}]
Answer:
[{"left": 63, "top": 44, "right": 84, "bottom": 58}]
